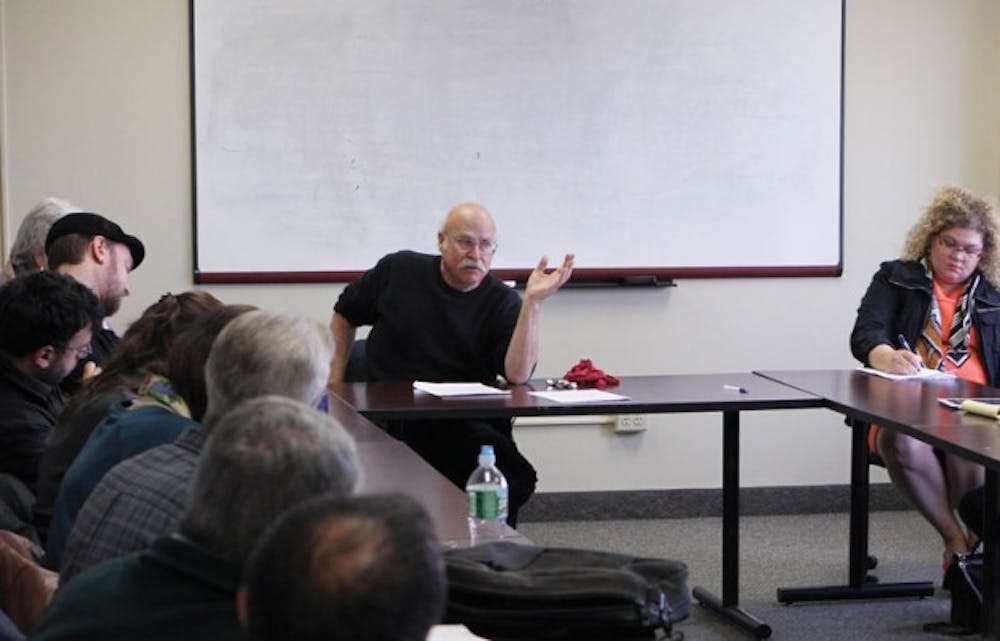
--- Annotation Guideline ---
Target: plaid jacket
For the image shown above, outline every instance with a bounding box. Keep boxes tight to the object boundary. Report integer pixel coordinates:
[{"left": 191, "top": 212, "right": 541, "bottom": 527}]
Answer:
[{"left": 59, "top": 427, "right": 206, "bottom": 583}]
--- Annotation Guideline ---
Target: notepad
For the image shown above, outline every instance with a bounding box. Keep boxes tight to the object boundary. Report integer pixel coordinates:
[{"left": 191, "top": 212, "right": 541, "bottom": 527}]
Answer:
[
  {"left": 412, "top": 381, "right": 511, "bottom": 398},
  {"left": 858, "top": 367, "right": 955, "bottom": 381},
  {"left": 938, "top": 397, "right": 1000, "bottom": 419}
]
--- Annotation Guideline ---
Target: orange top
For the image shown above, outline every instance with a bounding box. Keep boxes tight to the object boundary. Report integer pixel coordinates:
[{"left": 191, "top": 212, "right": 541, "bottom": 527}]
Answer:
[
  {"left": 869, "top": 280, "right": 988, "bottom": 455},
  {"left": 933, "top": 279, "right": 987, "bottom": 385}
]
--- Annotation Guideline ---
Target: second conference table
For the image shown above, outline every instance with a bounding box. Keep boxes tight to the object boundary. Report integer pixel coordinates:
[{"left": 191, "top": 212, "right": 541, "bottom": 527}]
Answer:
[
  {"left": 329, "top": 373, "right": 823, "bottom": 639},
  {"left": 757, "top": 369, "right": 1000, "bottom": 638}
]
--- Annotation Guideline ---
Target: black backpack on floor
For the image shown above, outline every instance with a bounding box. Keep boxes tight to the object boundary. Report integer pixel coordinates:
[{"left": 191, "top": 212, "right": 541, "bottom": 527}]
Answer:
[
  {"left": 443, "top": 541, "right": 690, "bottom": 640},
  {"left": 924, "top": 551, "right": 982, "bottom": 636}
]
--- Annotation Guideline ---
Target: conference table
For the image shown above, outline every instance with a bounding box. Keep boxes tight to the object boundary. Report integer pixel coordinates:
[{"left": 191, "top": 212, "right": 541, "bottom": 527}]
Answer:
[
  {"left": 329, "top": 373, "right": 824, "bottom": 639},
  {"left": 330, "top": 369, "right": 1000, "bottom": 638},
  {"left": 756, "top": 369, "right": 1000, "bottom": 638},
  {"left": 326, "top": 392, "right": 512, "bottom": 545}
]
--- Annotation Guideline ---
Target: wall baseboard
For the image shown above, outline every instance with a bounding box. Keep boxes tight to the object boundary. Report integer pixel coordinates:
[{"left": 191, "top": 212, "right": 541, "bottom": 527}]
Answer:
[{"left": 519, "top": 483, "right": 908, "bottom": 522}]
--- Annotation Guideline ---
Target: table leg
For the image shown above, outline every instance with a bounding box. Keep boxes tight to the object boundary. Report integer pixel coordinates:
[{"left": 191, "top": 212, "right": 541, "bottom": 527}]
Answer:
[
  {"left": 776, "top": 418, "right": 934, "bottom": 602},
  {"left": 693, "top": 410, "right": 772, "bottom": 639},
  {"left": 984, "top": 470, "right": 998, "bottom": 640}
]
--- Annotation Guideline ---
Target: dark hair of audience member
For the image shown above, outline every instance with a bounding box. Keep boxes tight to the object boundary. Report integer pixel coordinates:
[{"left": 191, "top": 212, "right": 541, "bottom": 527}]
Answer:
[
  {"left": 244, "top": 493, "right": 445, "bottom": 641},
  {"left": 0, "top": 271, "right": 101, "bottom": 357},
  {"left": 62, "top": 291, "right": 224, "bottom": 420},
  {"left": 164, "top": 304, "right": 256, "bottom": 421},
  {"left": 179, "top": 396, "right": 360, "bottom": 564},
  {"left": 45, "top": 234, "right": 94, "bottom": 271}
]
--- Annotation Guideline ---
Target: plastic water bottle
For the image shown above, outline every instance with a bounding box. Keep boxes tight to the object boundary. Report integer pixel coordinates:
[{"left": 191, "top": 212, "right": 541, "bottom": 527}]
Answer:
[{"left": 466, "top": 444, "right": 508, "bottom": 543}]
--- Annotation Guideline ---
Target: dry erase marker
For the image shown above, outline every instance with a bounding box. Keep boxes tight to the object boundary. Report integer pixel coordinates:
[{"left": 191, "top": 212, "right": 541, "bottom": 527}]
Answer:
[{"left": 723, "top": 384, "right": 749, "bottom": 393}]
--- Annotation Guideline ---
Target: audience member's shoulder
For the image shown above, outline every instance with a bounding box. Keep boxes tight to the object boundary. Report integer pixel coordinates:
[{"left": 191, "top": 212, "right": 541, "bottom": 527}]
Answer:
[{"left": 98, "top": 436, "right": 201, "bottom": 495}]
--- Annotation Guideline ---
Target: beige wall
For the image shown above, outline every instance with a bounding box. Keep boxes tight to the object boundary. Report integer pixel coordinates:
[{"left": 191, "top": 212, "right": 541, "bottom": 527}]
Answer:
[{"left": 1, "top": 0, "right": 997, "bottom": 492}]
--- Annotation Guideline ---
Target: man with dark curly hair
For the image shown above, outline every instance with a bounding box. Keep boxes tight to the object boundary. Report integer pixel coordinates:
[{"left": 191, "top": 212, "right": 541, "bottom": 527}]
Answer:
[{"left": 0, "top": 272, "right": 101, "bottom": 491}]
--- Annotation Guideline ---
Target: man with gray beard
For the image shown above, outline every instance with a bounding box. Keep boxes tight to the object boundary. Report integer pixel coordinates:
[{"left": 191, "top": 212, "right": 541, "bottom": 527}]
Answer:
[{"left": 329, "top": 202, "right": 573, "bottom": 524}]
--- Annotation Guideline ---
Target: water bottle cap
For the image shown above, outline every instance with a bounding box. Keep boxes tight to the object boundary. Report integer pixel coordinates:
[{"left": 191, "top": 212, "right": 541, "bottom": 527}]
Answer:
[{"left": 479, "top": 445, "right": 495, "bottom": 457}]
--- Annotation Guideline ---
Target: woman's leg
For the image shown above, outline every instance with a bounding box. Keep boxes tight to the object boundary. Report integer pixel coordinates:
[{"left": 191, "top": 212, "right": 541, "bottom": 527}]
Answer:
[
  {"left": 876, "top": 429, "right": 971, "bottom": 561},
  {"left": 944, "top": 454, "right": 985, "bottom": 546}
]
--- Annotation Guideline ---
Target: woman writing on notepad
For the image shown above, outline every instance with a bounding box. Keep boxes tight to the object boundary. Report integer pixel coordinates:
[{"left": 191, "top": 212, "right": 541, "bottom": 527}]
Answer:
[{"left": 851, "top": 185, "right": 1000, "bottom": 571}]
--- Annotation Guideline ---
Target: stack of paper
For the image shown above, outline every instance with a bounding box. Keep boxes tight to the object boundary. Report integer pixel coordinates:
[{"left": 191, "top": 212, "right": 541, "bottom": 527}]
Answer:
[
  {"left": 412, "top": 381, "right": 511, "bottom": 398},
  {"left": 529, "top": 389, "right": 629, "bottom": 404},
  {"left": 858, "top": 367, "right": 955, "bottom": 381}
]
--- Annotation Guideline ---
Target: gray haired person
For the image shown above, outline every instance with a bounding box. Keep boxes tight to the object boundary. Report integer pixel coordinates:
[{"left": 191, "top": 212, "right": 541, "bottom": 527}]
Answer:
[
  {"left": 3, "top": 197, "right": 79, "bottom": 282},
  {"left": 59, "top": 310, "right": 335, "bottom": 580},
  {"left": 202, "top": 309, "right": 334, "bottom": 424},
  {"left": 30, "top": 396, "right": 360, "bottom": 641}
]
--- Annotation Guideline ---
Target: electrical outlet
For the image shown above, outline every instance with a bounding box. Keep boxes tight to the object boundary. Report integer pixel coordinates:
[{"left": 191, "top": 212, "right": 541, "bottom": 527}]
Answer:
[{"left": 615, "top": 414, "right": 647, "bottom": 433}]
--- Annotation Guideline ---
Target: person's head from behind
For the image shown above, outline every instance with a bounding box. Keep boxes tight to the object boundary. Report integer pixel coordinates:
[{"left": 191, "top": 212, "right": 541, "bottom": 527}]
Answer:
[
  {"left": 903, "top": 185, "right": 1000, "bottom": 289},
  {"left": 9, "top": 197, "right": 80, "bottom": 277},
  {"left": 437, "top": 202, "right": 498, "bottom": 292},
  {"left": 179, "top": 396, "right": 360, "bottom": 564},
  {"left": 0, "top": 271, "right": 101, "bottom": 385},
  {"left": 202, "top": 310, "right": 334, "bottom": 426},
  {"left": 240, "top": 493, "right": 445, "bottom": 641},
  {"left": 45, "top": 212, "right": 145, "bottom": 317},
  {"left": 164, "top": 303, "right": 256, "bottom": 421},
  {"left": 69, "top": 290, "right": 225, "bottom": 408}
]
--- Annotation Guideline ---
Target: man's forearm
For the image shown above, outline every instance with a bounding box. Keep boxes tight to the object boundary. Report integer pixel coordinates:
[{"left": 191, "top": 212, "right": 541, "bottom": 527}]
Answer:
[
  {"left": 503, "top": 297, "right": 541, "bottom": 384},
  {"left": 328, "top": 312, "right": 357, "bottom": 385}
]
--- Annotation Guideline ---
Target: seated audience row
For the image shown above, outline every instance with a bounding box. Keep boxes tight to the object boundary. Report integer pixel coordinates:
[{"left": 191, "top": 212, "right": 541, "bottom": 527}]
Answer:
[
  {"left": 29, "top": 395, "right": 360, "bottom": 641},
  {"left": 44, "top": 303, "right": 253, "bottom": 569},
  {"left": 1, "top": 203, "right": 454, "bottom": 641},
  {"left": 33, "top": 291, "right": 223, "bottom": 541},
  {"left": 59, "top": 309, "right": 333, "bottom": 581}
]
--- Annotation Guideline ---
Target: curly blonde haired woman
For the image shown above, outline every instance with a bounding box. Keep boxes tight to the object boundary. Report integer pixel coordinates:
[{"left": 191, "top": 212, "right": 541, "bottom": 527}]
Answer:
[{"left": 851, "top": 185, "right": 1000, "bottom": 574}]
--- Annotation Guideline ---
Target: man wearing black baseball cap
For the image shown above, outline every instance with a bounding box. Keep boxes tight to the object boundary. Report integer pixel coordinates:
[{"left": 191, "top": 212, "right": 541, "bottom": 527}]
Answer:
[{"left": 45, "top": 212, "right": 145, "bottom": 393}]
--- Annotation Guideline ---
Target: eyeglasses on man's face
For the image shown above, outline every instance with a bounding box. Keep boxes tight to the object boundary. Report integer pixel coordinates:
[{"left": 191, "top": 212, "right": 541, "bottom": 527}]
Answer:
[
  {"left": 64, "top": 342, "right": 92, "bottom": 360},
  {"left": 450, "top": 234, "right": 498, "bottom": 255},
  {"left": 936, "top": 234, "right": 983, "bottom": 259}
]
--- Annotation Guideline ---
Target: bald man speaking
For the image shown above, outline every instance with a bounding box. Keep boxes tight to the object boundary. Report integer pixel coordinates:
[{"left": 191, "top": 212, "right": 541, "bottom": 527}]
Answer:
[{"left": 330, "top": 202, "right": 573, "bottom": 524}]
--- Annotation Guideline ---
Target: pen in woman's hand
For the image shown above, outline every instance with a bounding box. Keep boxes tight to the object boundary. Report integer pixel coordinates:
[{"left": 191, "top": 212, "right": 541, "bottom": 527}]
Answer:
[{"left": 897, "top": 334, "right": 925, "bottom": 369}]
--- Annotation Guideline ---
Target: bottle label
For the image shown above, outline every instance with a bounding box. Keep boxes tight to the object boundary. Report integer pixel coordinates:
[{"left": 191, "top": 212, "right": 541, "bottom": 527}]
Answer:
[{"left": 467, "top": 485, "right": 509, "bottom": 520}]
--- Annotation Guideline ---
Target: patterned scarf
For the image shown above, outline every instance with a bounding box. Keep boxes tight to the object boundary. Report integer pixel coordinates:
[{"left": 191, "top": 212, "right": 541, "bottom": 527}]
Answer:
[
  {"left": 917, "top": 259, "right": 978, "bottom": 370},
  {"left": 130, "top": 374, "right": 192, "bottom": 418}
]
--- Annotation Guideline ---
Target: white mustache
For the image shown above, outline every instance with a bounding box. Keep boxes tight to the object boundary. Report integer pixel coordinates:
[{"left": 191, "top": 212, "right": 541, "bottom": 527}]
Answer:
[{"left": 458, "top": 258, "right": 486, "bottom": 271}]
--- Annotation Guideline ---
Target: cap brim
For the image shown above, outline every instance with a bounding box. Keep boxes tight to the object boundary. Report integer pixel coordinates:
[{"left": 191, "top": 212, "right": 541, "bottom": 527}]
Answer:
[{"left": 122, "top": 235, "right": 145, "bottom": 269}]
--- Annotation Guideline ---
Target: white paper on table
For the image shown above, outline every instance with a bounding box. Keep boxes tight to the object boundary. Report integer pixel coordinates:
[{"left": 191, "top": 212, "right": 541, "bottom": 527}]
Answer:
[
  {"left": 529, "top": 389, "right": 630, "bottom": 403},
  {"left": 412, "top": 381, "right": 511, "bottom": 397},
  {"left": 428, "top": 625, "right": 490, "bottom": 640},
  {"left": 858, "top": 367, "right": 956, "bottom": 381}
]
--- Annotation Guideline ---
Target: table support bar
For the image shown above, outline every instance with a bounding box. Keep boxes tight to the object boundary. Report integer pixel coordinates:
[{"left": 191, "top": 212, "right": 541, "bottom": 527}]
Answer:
[
  {"left": 776, "top": 581, "right": 934, "bottom": 603},
  {"left": 777, "top": 418, "right": 934, "bottom": 604},
  {"left": 694, "top": 586, "right": 772, "bottom": 639}
]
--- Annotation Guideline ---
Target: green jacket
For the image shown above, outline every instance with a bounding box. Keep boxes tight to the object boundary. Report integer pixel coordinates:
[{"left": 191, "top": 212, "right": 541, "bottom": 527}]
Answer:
[{"left": 29, "top": 535, "right": 241, "bottom": 641}]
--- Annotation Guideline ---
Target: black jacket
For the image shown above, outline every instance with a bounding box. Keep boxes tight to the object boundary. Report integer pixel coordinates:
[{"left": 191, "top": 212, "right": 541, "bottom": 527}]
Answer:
[
  {"left": 850, "top": 259, "right": 1000, "bottom": 386},
  {"left": 0, "top": 355, "right": 64, "bottom": 492}
]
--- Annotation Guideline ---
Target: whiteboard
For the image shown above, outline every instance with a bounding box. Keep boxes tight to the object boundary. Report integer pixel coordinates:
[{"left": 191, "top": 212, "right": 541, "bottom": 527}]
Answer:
[{"left": 193, "top": 0, "right": 843, "bottom": 283}]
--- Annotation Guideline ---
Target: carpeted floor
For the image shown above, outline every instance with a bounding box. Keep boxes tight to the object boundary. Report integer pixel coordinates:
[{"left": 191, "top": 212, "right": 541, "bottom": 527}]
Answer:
[{"left": 519, "top": 511, "right": 962, "bottom": 640}]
